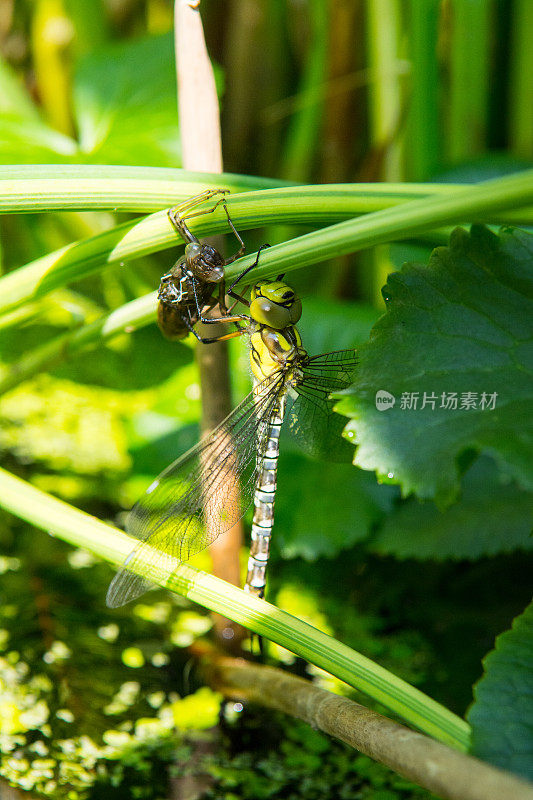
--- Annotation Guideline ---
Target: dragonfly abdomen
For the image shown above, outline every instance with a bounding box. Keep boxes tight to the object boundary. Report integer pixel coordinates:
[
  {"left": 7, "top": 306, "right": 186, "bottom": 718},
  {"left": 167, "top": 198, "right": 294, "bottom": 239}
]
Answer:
[{"left": 245, "top": 397, "right": 285, "bottom": 597}]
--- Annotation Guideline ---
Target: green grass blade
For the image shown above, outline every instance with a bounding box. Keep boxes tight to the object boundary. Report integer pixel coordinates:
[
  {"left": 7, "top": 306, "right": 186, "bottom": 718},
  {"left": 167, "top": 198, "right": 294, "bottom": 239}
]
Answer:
[
  {"left": 0, "top": 169, "right": 448, "bottom": 213},
  {"left": 0, "top": 292, "right": 156, "bottom": 394},
  {"left": 366, "top": 0, "right": 404, "bottom": 180},
  {"left": 280, "top": 0, "right": 328, "bottom": 180},
  {"left": 407, "top": 0, "right": 441, "bottom": 179},
  {"left": 0, "top": 466, "right": 471, "bottom": 751},
  {"left": 509, "top": 0, "right": 533, "bottom": 157},
  {"left": 0, "top": 164, "right": 289, "bottom": 212},
  {"left": 1, "top": 166, "right": 533, "bottom": 219},
  {"left": 447, "top": 0, "right": 492, "bottom": 163},
  {"left": 219, "top": 169, "right": 533, "bottom": 283}
]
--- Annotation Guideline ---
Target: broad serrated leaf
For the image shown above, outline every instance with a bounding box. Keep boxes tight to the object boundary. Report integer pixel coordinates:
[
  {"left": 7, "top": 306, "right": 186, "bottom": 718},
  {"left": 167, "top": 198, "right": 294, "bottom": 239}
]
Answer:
[
  {"left": 370, "top": 456, "right": 533, "bottom": 560},
  {"left": 274, "top": 452, "right": 397, "bottom": 560},
  {"left": 335, "top": 225, "right": 533, "bottom": 504},
  {"left": 467, "top": 599, "right": 533, "bottom": 781}
]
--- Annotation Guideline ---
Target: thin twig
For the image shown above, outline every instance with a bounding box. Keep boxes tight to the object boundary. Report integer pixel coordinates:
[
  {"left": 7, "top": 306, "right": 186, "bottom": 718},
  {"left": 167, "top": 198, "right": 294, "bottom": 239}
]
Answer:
[
  {"left": 207, "top": 654, "right": 533, "bottom": 800},
  {"left": 174, "top": 0, "right": 245, "bottom": 646}
]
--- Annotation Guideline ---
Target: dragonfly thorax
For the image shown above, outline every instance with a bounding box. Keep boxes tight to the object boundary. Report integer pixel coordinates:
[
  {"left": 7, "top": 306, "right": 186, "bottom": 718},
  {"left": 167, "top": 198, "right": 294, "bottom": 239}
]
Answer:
[{"left": 249, "top": 323, "right": 307, "bottom": 382}]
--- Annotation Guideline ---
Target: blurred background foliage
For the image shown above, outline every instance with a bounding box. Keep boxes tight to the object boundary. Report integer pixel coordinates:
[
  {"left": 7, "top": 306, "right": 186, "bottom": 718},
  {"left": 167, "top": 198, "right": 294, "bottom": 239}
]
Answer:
[{"left": 0, "top": 0, "right": 532, "bottom": 797}]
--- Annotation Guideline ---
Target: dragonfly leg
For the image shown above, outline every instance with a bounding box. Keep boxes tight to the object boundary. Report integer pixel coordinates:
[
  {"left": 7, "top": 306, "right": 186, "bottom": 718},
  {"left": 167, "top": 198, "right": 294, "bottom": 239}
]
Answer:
[
  {"left": 228, "top": 243, "right": 271, "bottom": 302},
  {"left": 190, "top": 324, "right": 247, "bottom": 345},
  {"left": 217, "top": 280, "right": 250, "bottom": 318},
  {"left": 218, "top": 200, "right": 246, "bottom": 263},
  {"left": 182, "top": 193, "right": 246, "bottom": 264},
  {"left": 190, "top": 278, "right": 248, "bottom": 327},
  {"left": 197, "top": 308, "right": 249, "bottom": 328},
  {"left": 183, "top": 292, "right": 246, "bottom": 343},
  {"left": 169, "top": 189, "right": 229, "bottom": 222},
  {"left": 168, "top": 189, "right": 230, "bottom": 243}
]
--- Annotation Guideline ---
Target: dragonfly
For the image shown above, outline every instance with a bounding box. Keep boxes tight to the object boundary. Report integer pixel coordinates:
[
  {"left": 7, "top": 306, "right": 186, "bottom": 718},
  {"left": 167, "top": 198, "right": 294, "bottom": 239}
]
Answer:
[
  {"left": 107, "top": 275, "right": 356, "bottom": 607},
  {"left": 157, "top": 189, "right": 251, "bottom": 343}
]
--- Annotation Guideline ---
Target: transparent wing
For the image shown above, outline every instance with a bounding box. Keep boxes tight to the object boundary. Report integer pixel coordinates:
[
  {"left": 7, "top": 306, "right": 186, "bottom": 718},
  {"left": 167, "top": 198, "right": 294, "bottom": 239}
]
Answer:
[
  {"left": 288, "top": 349, "right": 357, "bottom": 461},
  {"left": 107, "top": 371, "right": 286, "bottom": 607}
]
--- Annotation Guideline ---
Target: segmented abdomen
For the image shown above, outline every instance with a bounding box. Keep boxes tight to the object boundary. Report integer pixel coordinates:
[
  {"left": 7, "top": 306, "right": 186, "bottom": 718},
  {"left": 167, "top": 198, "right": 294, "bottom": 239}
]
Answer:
[{"left": 244, "top": 395, "right": 285, "bottom": 597}]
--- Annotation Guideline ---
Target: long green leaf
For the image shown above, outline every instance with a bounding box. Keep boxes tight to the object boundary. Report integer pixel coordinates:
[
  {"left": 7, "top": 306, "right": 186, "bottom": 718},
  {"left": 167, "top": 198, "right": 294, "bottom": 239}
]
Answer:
[
  {"left": 1, "top": 170, "right": 533, "bottom": 316},
  {"left": 0, "top": 293, "right": 156, "bottom": 394},
  {"left": 1, "top": 165, "right": 532, "bottom": 218},
  {"left": 407, "top": 0, "right": 441, "bottom": 179},
  {"left": 0, "top": 165, "right": 287, "bottom": 212},
  {"left": 0, "top": 466, "right": 470, "bottom": 752},
  {"left": 447, "top": 0, "right": 491, "bottom": 163}
]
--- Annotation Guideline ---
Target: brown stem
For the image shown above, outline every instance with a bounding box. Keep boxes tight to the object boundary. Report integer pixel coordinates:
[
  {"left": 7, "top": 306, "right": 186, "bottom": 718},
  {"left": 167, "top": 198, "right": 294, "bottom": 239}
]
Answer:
[
  {"left": 175, "top": 0, "right": 222, "bottom": 173},
  {"left": 174, "top": 1, "right": 245, "bottom": 648},
  {"left": 0, "top": 777, "right": 41, "bottom": 799},
  {"left": 206, "top": 654, "right": 533, "bottom": 800}
]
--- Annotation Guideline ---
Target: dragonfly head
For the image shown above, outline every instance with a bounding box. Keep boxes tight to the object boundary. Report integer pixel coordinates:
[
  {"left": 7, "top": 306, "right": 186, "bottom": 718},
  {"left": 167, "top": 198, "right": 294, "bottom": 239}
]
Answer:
[
  {"left": 185, "top": 242, "right": 225, "bottom": 282},
  {"left": 249, "top": 280, "right": 302, "bottom": 330}
]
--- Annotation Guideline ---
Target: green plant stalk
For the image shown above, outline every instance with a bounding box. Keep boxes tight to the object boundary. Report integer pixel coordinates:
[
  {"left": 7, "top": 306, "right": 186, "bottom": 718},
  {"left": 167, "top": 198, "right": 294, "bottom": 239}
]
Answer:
[
  {"left": 366, "top": 0, "right": 403, "bottom": 306},
  {"left": 447, "top": 0, "right": 491, "bottom": 163},
  {"left": 509, "top": 0, "right": 533, "bottom": 157},
  {"left": 0, "top": 165, "right": 288, "bottom": 212},
  {"left": 0, "top": 167, "right": 452, "bottom": 212},
  {"left": 280, "top": 0, "right": 328, "bottom": 181},
  {"left": 218, "top": 170, "right": 533, "bottom": 285},
  {"left": 0, "top": 466, "right": 471, "bottom": 751},
  {"left": 407, "top": 0, "right": 441, "bottom": 179},
  {"left": 1, "top": 166, "right": 532, "bottom": 218},
  {"left": 1, "top": 170, "right": 533, "bottom": 316},
  {"left": 32, "top": 0, "right": 74, "bottom": 137}
]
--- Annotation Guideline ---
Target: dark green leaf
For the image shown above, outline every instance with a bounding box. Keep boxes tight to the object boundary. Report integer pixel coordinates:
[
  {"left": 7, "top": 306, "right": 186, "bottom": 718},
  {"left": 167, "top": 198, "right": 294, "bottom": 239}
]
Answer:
[
  {"left": 370, "top": 456, "right": 533, "bottom": 560},
  {"left": 335, "top": 225, "right": 533, "bottom": 504},
  {"left": 467, "top": 599, "right": 533, "bottom": 781},
  {"left": 274, "top": 452, "right": 397, "bottom": 560},
  {"left": 298, "top": 297, "right": 380, "bottom": 354}
]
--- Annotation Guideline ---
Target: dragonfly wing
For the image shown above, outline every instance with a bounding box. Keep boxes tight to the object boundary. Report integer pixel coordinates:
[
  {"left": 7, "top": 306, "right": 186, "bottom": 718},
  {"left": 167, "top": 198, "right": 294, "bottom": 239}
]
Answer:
[
  {"left": 106, "top": 566, "right": 156, "bottom": 610},
  {"left": 288, "top": 350, "right": 357, "bottom": 462},
  {"left": 107, "top": 372, "right": 285, "bottom": 607}
]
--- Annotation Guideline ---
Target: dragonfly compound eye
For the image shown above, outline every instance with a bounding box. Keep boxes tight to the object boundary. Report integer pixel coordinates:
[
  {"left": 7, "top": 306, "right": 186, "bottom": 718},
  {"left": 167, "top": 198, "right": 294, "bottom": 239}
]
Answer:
[
  {"left": 250, "top": 296, "right": 292, "bottom": 329},
  {"left": 284, "top": 297, "right": 302, "bottom": 324}
]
